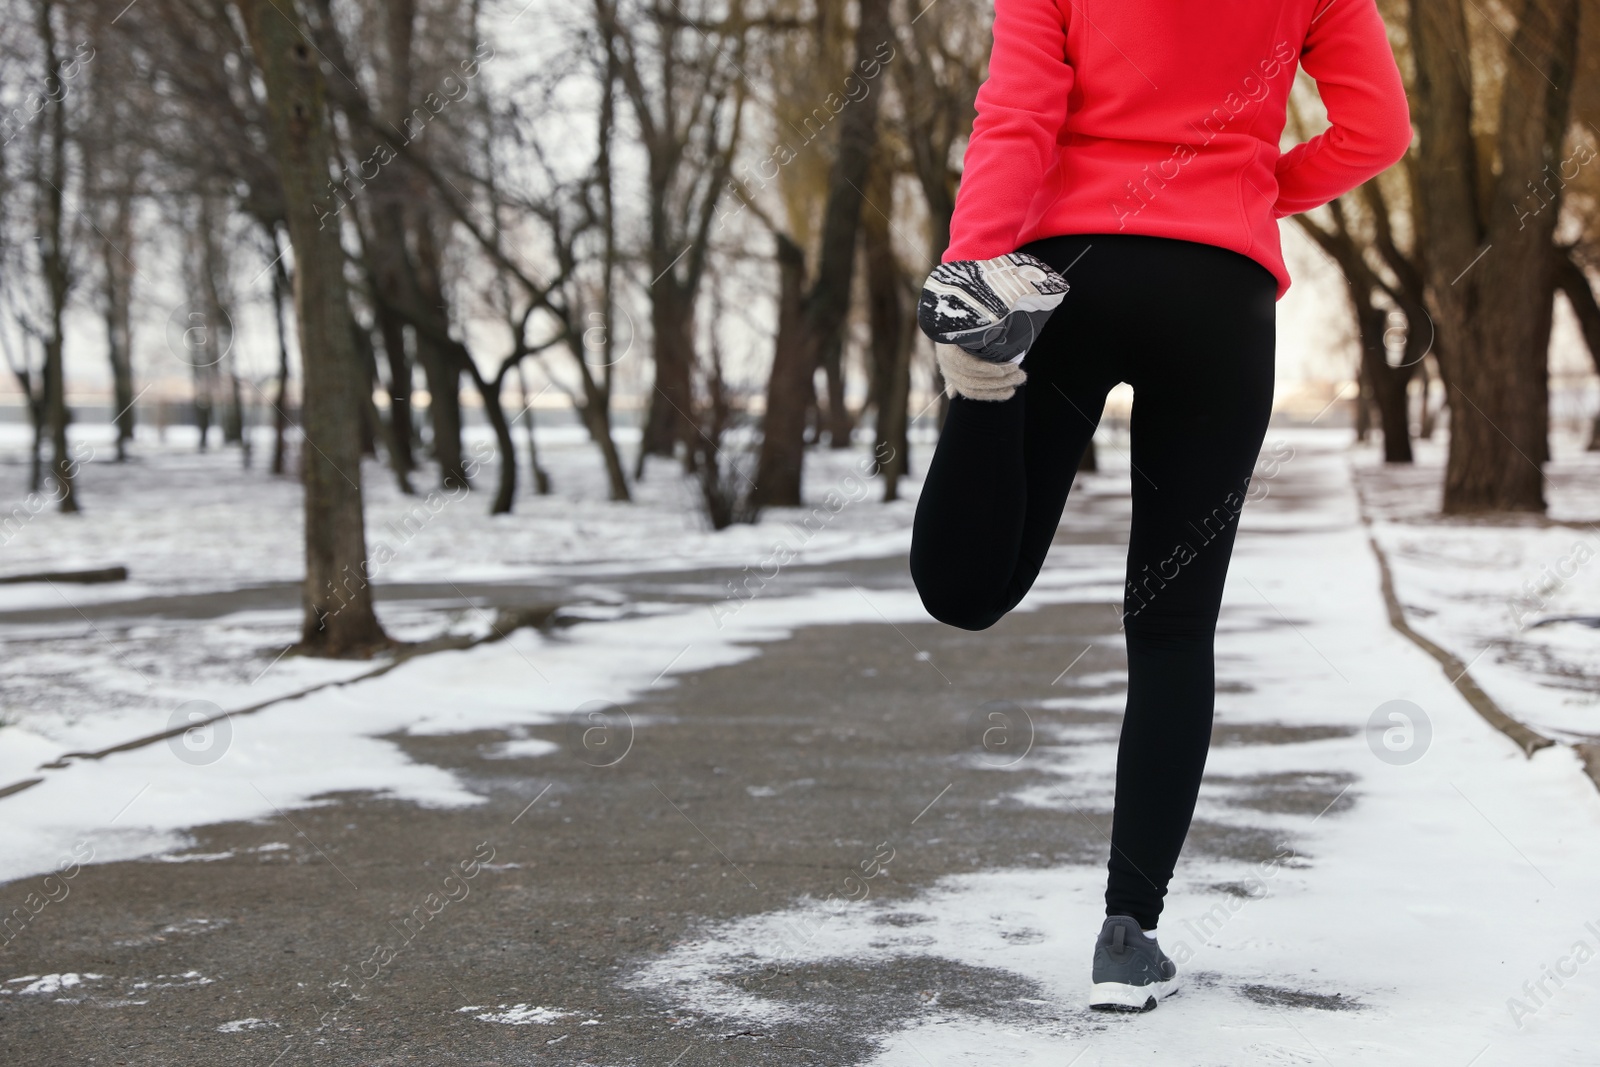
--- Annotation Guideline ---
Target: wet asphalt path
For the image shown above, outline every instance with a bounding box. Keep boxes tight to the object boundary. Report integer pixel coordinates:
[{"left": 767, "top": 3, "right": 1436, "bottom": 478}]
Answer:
[{"left": 0, "top": 523, "right": 1352, "bottom": 1065}]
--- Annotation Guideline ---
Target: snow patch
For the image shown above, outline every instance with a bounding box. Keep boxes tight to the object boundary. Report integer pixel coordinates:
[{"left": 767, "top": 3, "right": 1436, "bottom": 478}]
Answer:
[
  {"left": 459, "top": 1003, "right": 573, "bottom": 1025},
  {"left": 479, "top": 738, "right": 560, "bottom": 760},
  {"left": 217, "top": 1017, "right": 276, "bottom": 1033},
  {"left": 3, "top": 972, "right": 105, "bottom": 995}
]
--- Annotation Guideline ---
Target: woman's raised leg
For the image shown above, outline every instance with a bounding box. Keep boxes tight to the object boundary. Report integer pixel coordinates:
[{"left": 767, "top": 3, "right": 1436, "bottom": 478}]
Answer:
[{"left": 909, "top": 237, "right": 1114, "bottom": 631}]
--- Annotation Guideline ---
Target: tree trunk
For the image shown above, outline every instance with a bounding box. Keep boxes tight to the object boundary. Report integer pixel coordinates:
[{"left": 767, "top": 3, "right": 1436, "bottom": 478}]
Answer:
[
  {"left": 1359, "top": 304, "right": 1414, "bottom": 463},
  {"left": 416, "top": 337, "right": 464, "bottom": 487},
  {"left": 412, "top": 209, "right": 467, "bottom": 490},
  {"left": 369, "top": 0, "right": 419, "bottom": 481},
  {"left": 80, "top": 0, "right": 136, "bottom": 463},
  {"left": 224, "top": 365, "right": 245, "bottom": 446},
  {"left": 11, "top": 363, "right": 47, "bottom": 494},
  {"left": 584, "top": 40, "right": 630, "bottom": 502},
  {"left": 895, "top": 8, "right": 966, "bottom": 272},
  {"left": 351, "top": 319, "right": 383, "bottom": 461},
  {"left": 1411, "top": 0, "right": 1578, "bottom": 513},
  {"left": 28, "top": 396, "right": 45, "bottom": 496},
  {"left": 270, "top": 248, "right": 293, "bottom": 476},
  {"left": 861, "top": 157, "right": 911, "bottom": 499},
  {"left": 638, "top": 285, "right": 695, "bottom": 473},
  {"left": 240, "top": 0, "right": 387, "bottom": 654},
  {"left": 204, "top": 201, "right": 245, "bottom": 451},
  {"left": 819, "top": 333, "right": 853, "bottom": 448},
  {"left": 374, "top": 305, "right": 416, "bottom": 481},
  {"left": 470, "top": 362, "right": 517, "bottom": 515},
  {"left": 754, "top": 0, "right": 892, "bottom": 506},
  {"left": 193, "top": 362, "right": 216, "bottom": 452},
  {"left": 754, "top": 235, "right": 812, "bottom": 506},
  {"left": 1552, "top": 247, "right": 1600, "bottom": 450},
  {"left": 576, "top": 367, "right": 630, "bottom": 501},
  {"left": 1416, "top": 355, "right": 1438, "bottom": 440},
  {"left": 515, "top": 363, "right": 551, "bottom": 495},
  {"left": 1298, "top": 190, "right": 1426, "bottom": 463},
  {"left": 101, "top": 189, "right": 137, "bottom": 462},
  {"left": 36, "top": 0, "right": 76, "bottom": 513}
]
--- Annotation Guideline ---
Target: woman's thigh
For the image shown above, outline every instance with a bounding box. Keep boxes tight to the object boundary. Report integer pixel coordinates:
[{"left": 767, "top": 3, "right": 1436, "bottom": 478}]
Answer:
[
  {"left": 1001, "top": 233, "right": 1277, "bottom": 624},
  {"left": 1006, "top": 237, "right": 1123, "bottom": 606},
  {"left": 1113, "top": 241, "right": 1278, "bottom": 633}
]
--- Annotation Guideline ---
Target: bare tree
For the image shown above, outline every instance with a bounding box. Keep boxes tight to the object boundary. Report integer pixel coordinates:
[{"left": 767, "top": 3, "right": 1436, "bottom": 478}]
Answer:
[
  {"left": 859, "top": 148, "right": 911, "bottom": 498},
  {"left": 890, "top": 0, "right": 983, "bottom": 429},
  {"left": 26, "top": 0, "right": 80, "bottom": 511},
  {"left": 239, "top": 0, "right": 387, "bottom": 654},
  {"left": 598, "top": 0, "right": 751, "bottom": 474},
  {"left": 753, "top": 0, "right": 893, "bottom": 506},
  {"left": 80, "top": 0, "right": 138, "bottom": 461},
  {"left": 268, "top": 238, "right": 296, "bottom": 475},
  {"left": 1292, "top": 186, "right": 1427, "bottom": 463},
  {"left": 1409, "top": 0, "right": 1582, "bottom": 512}
]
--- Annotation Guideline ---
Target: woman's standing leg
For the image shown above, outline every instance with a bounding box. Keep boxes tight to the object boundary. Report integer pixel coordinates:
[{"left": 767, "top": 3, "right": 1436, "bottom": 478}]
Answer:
[{"left": 1102, "top": 240, "right": 1278, "bottom": 931}]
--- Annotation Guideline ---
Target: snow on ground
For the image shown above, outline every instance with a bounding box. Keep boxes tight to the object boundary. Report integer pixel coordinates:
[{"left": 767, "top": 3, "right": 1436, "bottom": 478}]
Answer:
[
  {"left": 0, "top": 422, "right": 919, "bottom": 594},
  {"left": 629, "top": 434, "right": 1600, "bottom": 1064},
  {"left": 0, "top": 420, "right": 925, "bottom": 778},
  {"left": 0, "top": 567, "right": 963, "bottom": 884},
  {"left": 1357, "top": 433, "right": 1600, "bottom": 744}
]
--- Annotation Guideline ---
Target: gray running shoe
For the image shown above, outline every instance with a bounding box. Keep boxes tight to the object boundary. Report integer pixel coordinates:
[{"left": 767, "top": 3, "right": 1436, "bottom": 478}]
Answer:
[
  {"left": 916, "top": 252, "right": 1070, "bottom": 364},
  {"left": 1089, "top": 915, "right": 1180, "bottom": 1012}
]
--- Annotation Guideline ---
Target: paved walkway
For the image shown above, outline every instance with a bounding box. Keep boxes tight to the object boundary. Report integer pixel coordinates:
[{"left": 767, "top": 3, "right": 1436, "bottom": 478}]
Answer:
[{"left": 1, "top": 435, "right": 1597, "bottom": 1066}]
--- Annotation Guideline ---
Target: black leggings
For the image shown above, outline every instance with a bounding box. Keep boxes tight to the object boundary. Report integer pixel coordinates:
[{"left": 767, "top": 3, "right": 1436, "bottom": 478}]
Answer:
[{"left": 910, "top": 233, "right": 1277, "bottom": 930}]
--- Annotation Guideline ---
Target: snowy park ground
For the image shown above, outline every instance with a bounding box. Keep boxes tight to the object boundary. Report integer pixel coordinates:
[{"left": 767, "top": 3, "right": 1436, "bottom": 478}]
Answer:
[{"left": 0, "top": 419, "right": 1598, "bottom": 1065}]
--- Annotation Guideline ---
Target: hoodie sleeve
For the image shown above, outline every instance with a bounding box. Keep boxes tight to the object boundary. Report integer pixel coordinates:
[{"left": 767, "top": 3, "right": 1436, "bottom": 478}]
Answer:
[
  {"left": 941, "top": 0, "right": 1073, "bottom": 263},
  {"left": 1272, "top": 0, "right": 1412, "bottom": 218}
]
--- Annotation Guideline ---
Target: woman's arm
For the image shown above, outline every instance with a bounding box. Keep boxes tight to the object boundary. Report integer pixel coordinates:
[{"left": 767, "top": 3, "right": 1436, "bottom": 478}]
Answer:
[
  {"left": 1273, "top": 0, "right": 1412, "bottom": 218},
  {"left": 941, "top": 0, "right": 1073, "bottom": 263}
]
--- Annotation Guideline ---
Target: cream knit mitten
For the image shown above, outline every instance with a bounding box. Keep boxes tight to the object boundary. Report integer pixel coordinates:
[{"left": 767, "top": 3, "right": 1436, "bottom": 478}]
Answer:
[{"left": 936, "top": 342, "right": 1027, "bottom": 401}]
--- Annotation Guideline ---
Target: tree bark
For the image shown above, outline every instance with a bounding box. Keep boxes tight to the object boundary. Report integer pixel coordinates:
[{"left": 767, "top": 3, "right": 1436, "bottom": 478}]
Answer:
[{"left": 240, "top": 0, "right": 387, "bottom": 654}]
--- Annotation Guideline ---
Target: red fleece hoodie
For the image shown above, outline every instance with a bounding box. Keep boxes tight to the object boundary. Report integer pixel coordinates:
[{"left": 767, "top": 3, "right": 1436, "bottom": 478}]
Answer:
[{"left": 942, "top": 0, "right": 1412, "bottom": 299}]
